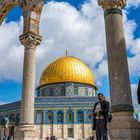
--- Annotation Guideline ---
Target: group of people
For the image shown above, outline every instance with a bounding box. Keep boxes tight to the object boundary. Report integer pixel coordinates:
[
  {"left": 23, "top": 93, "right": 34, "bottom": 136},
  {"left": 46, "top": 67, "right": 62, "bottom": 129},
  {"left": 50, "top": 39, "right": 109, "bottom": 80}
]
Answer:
[
  {"left": 92, "top": 93, "right": 112, "bottom": 140},
  {"left": 3, "top": 135, "right": 14, "bottom": 140},
  {"left": 46, "top": 136, "right": 56, "bottom": 140}
]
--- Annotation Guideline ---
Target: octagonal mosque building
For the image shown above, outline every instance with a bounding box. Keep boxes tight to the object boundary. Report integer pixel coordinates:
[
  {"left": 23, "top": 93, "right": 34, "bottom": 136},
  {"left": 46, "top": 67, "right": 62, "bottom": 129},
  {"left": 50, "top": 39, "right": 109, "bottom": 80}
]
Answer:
[{"left": 0, "top": 55, "right": 98, "bottom": 140}]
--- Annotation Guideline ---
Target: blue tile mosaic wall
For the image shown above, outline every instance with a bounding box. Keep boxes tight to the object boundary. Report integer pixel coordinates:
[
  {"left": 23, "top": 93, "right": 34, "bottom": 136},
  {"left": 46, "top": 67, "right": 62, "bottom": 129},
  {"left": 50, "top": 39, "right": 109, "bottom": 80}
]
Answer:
[
  {"left": 37, "top": 82, "right": 96, "bottom": 97},
  {"left": 35, "top": 109, "right": 93, "bottom": 125}
]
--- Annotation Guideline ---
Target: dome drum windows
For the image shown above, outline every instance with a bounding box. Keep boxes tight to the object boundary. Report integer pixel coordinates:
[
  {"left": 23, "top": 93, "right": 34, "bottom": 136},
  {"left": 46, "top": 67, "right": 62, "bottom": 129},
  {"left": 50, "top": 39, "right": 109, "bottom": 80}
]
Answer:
[
  {"left": 37, "top": 84, "right": 65, "bottom": 97},
  {"left": 37, "top": 83, "right": 96, "bottom": 97}
]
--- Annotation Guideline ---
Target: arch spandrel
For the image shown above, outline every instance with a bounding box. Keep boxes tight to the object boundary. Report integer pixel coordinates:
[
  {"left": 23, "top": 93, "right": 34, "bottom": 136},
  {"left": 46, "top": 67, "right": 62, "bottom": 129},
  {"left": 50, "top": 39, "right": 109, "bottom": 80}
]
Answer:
[
  {"left": 0, "top": 0, "right": 20, "bottom": 25},
  {"left": 0, "top": 0, "right": 44, "bottom": 35}
]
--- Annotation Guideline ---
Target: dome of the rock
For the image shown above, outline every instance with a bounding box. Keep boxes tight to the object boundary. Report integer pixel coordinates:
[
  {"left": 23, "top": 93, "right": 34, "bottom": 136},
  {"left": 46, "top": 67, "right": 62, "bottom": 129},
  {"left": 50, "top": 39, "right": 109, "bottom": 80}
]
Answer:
[{"left": 39, "top": 56, "right": 96, "bottom": 88}]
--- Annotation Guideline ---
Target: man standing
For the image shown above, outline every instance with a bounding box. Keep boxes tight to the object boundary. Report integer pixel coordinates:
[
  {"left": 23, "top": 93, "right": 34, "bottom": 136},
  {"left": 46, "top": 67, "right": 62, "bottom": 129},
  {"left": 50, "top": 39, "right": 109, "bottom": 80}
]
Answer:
[{"left": 92, "top": 93, "right": 109, "bottom": 140}]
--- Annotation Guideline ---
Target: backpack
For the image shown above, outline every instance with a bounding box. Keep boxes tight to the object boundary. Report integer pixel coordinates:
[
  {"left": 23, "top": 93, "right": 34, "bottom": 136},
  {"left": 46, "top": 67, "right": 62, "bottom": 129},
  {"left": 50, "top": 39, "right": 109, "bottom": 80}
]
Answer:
[{"left": 107, "top": 112, "right": 112, "bottom": 122}]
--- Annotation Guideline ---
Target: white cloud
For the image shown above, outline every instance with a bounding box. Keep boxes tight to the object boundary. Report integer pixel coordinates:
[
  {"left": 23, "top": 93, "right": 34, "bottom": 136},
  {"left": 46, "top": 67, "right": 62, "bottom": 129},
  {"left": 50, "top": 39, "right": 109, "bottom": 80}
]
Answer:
[
  {"left": 94, "top": 60, "right": 108, "bottom": 80},
  {"left": 131, "top": 84, "right": 140, "bottom": 121},
  {"left": 0, "top": 101, "right": 9, "bottom": 105},
  {"left": 130, "top": 39, "right": 140, "bottom": 55},
  {"left": 0, "top": 0, "right": 139, "bottom": 90},
  {"left": 127, "top": 0, "right": 140, "bottom": 8},
  {"left": 36, "top": 1, "right": 106, "bottom": 85},
  {"left": 128, "top": 54, "right": 140, "bottom": 77},
  {"left": 0, "top": 18, "right": 23, "bottom": 82},
  {"left": 131, "top": 84, "right": 138, "bottom": 107}
]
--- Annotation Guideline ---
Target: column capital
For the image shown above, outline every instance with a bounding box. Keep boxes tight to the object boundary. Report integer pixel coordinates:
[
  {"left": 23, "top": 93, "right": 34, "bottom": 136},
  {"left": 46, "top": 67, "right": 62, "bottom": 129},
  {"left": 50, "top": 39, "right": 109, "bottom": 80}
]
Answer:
[
  {"left": 19, "top": 32, "right": 42, "bottom": 49},
  {"left": 98, "top": 0, "right": 126, "bottom": 10}
]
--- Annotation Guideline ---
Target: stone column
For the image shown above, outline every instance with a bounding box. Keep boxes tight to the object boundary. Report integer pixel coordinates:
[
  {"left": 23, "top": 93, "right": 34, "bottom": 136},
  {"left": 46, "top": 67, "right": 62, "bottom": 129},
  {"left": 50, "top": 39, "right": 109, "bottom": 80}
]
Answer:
[
  {"left": 74, "top": 109, "right": 78, "bottom": 139},
  {"left": 53, "top": 110, "right": 57, "bottom": 137},
  {"left": 98, "top": 0, "right": 140, "bottom": 140},
  {"left": 99, "top": 0, "right": 133, "bottom": 112},
  {"left": 63, "top": 109, "right": 67, "bottom": 139},
  {"left": 14, "top": 32, "right": 42, "bottom": 140},
  {"left": 41, "top": 110, "right": 47, "bottom": 139}
]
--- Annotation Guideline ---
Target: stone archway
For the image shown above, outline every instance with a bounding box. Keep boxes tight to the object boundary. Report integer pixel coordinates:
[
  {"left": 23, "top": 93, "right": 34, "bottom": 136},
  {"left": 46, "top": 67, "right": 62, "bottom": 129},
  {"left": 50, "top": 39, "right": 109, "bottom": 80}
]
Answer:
[
  {"left": 0, "top": 0, "right": 20, "bottom": 25},
  {"left": 0, "top": 0, "right": 44, "bottom": 140}
]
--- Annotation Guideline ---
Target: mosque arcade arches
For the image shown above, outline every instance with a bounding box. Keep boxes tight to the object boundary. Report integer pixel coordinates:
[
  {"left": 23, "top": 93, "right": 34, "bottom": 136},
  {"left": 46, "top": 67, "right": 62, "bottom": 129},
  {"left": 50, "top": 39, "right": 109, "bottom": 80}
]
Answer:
[{"left": 35, "top": 109, "right": 93, "bottom": 125}]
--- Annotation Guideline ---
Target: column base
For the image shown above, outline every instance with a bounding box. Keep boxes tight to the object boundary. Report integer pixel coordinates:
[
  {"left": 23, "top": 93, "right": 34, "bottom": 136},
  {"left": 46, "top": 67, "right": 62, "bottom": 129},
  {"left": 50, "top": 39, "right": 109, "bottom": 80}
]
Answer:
[
  {"left": 108, "top": 112, "right": 140, "bottom": 140},
  {"left": 14, "top": 125, "right": 39, "bottom": 140}
]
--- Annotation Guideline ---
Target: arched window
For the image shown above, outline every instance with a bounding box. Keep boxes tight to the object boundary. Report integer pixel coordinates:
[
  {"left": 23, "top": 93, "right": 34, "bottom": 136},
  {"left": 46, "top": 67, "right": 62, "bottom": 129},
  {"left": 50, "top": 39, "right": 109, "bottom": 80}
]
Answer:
[
  {"left": 77, "top": 110, "right": 84, "bottom": 123},
  {"left": 74, "top": 86, "right": 78, "bottom": 96},
  {"left": 57, "top": 110, "right": 63, "bottom": 124},
  {"left": 41, "top": 89, "right": 45, "bottom": 96},
  {"left": 86, "top": 110, "right": 92, "bottom": 123},
  {"left": 47, "top": 111, "right": 53, "bottom": 124},
  {"left": 68, "top": 112, "right": 72, "bottom": 122},
  {"left": 36, "top": 90, "right": 40, "bottom": 96},
  {"left": 67, "top": 110, "right": 74, "bottom": 124}
]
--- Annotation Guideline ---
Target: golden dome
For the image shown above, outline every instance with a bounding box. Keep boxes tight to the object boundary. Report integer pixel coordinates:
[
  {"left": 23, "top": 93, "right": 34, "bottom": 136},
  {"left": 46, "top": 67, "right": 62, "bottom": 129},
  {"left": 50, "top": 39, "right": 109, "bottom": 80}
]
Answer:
[{"left": 39, "top": 56, "right": 96, "bottom": 88}]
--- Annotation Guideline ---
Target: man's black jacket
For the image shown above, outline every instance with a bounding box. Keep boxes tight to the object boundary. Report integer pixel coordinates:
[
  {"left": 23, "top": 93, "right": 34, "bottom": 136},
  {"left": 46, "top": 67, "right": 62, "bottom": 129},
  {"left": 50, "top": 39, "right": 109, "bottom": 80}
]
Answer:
[{"left": 92, "top": 100, "right": 109, "bottom": 130}]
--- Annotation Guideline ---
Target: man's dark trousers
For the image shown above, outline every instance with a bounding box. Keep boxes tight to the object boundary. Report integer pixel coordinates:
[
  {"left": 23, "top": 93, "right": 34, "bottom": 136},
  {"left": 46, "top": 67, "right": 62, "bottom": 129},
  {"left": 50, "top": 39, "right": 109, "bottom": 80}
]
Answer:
[{"left": 96, "top": 119, "right": 108, "bottom": 140}]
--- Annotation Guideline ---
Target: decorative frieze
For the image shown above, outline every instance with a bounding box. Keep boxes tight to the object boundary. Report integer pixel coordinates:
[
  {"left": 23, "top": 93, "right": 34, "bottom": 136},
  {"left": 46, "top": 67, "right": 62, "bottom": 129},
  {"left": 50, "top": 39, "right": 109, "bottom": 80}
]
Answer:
[{"left": 38, "top": 82, "right": 96, "bottom": 97}]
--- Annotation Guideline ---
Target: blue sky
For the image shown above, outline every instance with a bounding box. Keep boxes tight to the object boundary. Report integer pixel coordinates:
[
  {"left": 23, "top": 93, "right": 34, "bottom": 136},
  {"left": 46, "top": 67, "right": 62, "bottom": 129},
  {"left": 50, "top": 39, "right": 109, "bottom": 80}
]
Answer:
[
  {"left": 0, "top": 0, "right": 140, "bottom": 111},
  {"left": 0, "top": 0, "right": 89, "bottom": 102},
  {"left": 127, "top": 7, "right": 140, "bottom": 38}
]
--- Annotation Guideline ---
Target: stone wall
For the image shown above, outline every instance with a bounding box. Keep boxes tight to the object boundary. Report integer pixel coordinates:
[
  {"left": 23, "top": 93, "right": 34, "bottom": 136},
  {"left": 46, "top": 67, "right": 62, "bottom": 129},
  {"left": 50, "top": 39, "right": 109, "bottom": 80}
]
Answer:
[{"left": 36, "top": 124, "right": 92, "bottom": 139}]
